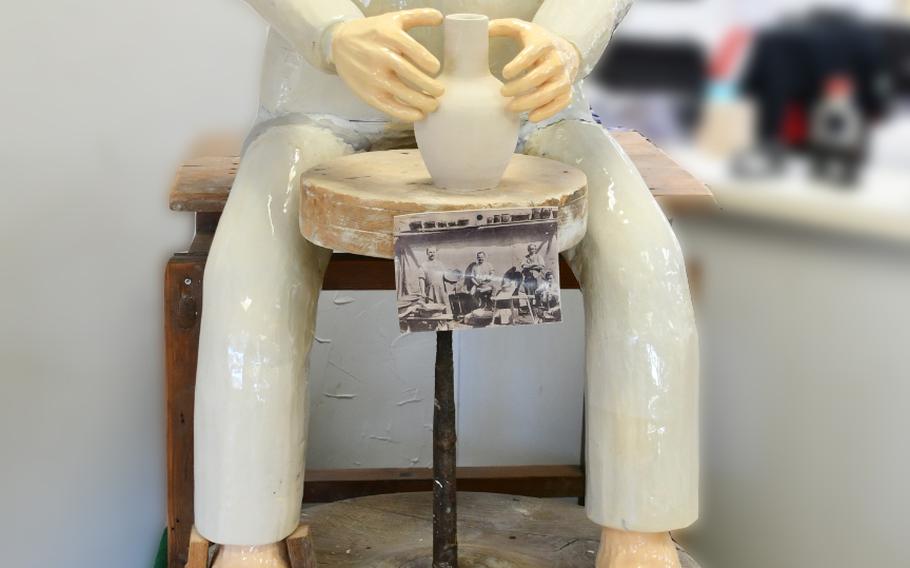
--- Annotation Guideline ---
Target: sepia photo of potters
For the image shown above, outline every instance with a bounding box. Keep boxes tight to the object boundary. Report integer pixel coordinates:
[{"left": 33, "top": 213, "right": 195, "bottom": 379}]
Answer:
[{"left": 394, "top": 207, "right": 563, "bottom": 333}]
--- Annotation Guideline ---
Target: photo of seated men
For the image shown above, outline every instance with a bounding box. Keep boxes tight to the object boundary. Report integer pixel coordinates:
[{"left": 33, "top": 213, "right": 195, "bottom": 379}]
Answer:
[
  {"left": 395, "top": 207, "right": 562, "bottom": 332},
  {"left": 534, "top": 270, "right": 562, "bottom": 321},
  {"left": 465, "top": 251, "right": 497, "bottom": 310}
]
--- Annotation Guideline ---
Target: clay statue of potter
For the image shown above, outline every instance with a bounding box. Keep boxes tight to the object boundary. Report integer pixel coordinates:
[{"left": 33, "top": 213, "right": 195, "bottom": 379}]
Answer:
[{"left": 194, "top": 2, "right": 699, "bottom": 567}]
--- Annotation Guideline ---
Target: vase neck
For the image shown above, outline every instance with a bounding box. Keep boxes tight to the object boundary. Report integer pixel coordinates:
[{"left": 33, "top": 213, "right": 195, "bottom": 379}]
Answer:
[{"left": 443, "top": 14, "right": 490, "bottom": 77}]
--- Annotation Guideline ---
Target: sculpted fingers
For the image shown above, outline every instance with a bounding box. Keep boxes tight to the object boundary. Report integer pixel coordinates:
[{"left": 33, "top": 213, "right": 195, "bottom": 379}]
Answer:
[
  {"left": 331, "top": 10, "right": 445, "bottom": 122},
  {"left": 501, "top": 59, "right": 561, "bottom": 97},
  {"left": 489, "top": 18, "right": 581, "bottom": 122},
  {"left": 385, "top": 29, "right": 441, "bottom": 75},
  {"left": 388, "top": 52, "right": 445, "bottom": 97},
  {"left": 503, "top": 42, "right": 552, "bottom": 81},
  {"left": 363, "top": 91, "right": 424, "bottom": 122},
  {"left": 378, "top": 75, "right": 439, "bottom": 114},
  {"left": 488, "top": 18, "right": 527, "bottom": 39},
  {"left": 508, "top": 77, "right": 571, "bottom": 113},
  {"left": 395, "top": 8, "right": 444, "bottom": 29},
  {"left": 528, "top": 91, "right": 572, "bottom": 122}
]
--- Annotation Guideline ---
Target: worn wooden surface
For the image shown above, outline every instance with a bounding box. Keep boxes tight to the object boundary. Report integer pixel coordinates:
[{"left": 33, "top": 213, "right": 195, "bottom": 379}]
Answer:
[
  {"left": 300, "top": 150, "right": 589, "bottom": 258},
  {"left": 169, "top": 131, "right": 713, "bottom": 215},
  {"left": 302, "top": 492, "right": 701, "bottom": 567},
  {"left": 185, "top": 527, "right": 210, "bottom": 568},
  {"left": 609, "top": 130, "right": 715, "bottom": 213},
  {"left": 187, "top": 524, "right": 317, "bottom": 568},
  {"left": 286, "top": 524, "right": 318, "bottom": 568},
  {"left": 303, "top": 464, "right": 584, "bottom": 502}
]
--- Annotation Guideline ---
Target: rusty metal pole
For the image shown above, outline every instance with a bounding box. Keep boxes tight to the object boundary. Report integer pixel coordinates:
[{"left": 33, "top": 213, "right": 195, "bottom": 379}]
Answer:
[{"left": 433, "top": 330, "right": 457, "bottom": 568}]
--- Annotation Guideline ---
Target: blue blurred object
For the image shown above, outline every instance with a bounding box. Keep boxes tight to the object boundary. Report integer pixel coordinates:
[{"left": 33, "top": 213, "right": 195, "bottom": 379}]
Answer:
[{"left": 707, "top": 81, "right": 738, "bottom": 104}]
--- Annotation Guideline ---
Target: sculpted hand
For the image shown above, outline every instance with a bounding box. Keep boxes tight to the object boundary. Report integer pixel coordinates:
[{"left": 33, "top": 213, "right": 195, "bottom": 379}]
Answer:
[
  {"left": 331, "top": 9, "right": 445, "bottom": 122},
  {"left": 489, "top": 19, "right": 581, "bottom": 122}
]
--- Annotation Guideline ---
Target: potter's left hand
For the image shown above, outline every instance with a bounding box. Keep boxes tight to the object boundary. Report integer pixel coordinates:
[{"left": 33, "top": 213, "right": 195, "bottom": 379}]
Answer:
[{"left": 489, "top": 19, "right": 581, "bottom": 122}]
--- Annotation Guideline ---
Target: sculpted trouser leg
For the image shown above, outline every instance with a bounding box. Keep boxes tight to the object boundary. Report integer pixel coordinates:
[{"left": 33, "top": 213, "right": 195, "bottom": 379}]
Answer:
[
  {"left": 525, "top": 121, "right": 698, "bottom": 564},
  {"left": 194, "top": 124, "right": 352, "bottom": 550}
]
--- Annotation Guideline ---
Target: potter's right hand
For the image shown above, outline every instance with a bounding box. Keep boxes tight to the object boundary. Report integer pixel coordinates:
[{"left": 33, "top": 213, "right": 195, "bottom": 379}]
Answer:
[{"left": 331, "top": 9, "right": 445, "bottom": 122}]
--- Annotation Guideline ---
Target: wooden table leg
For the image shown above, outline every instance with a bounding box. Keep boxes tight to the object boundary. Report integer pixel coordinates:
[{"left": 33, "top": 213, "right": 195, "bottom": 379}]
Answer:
[
  {"left": 433, "top": 330, "right": 457, "bottom": 568},
  {"left": 166, "top": 213, "right": 218, "bottom": 568},
  {"left": 166, "top": 253, "right": 207, "bottom": 568}
]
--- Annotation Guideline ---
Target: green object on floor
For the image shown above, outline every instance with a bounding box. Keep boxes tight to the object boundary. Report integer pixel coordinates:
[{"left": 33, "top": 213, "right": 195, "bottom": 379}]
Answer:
[{"left": 153, "top": 528, "right": 167, "bottom": 568}]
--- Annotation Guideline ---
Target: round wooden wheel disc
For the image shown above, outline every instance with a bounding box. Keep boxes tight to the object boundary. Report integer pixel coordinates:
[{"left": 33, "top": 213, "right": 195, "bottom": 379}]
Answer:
[
  {"left": 302, "top": 492, "right": 701, "bottom": 567},
  {"left": 300, "top": 150, "right": 588, "bottom": 259}
]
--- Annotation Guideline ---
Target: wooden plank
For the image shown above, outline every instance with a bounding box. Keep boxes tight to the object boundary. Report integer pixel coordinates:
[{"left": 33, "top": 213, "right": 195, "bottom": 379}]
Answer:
[
  {"left": 301, "top": 150, "right": 588, "bottom": 258},
  {"left": 170, "top": 156, "right": 239, "bottom": 213},
  {"left": 166, "top": 254, "right": 206, "bottom": 568},
  {"left": 285, "top": 524, "right": 317, "bottom": 568},
  {"left": 323, "top": 253, "right": 580, "bottom": 290},
  {"left": 169, "top": 131, "right": 713, "bottom": 214},
  {"left": 322, "top": 254, "right": 394, "bottom": 290},
  {"left": 610, "top": 130, "right": 715, "bottom": 213},
  {"left": 185, "top": 526, "right": 210, "bottom": 568},
  {"left": 302, "top": 465, "right": 584, "bottom": 503}
]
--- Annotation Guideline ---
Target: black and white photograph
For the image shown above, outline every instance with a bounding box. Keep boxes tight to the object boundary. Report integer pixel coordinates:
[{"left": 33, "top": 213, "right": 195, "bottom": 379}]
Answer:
[{"left": 394, "top": 207, "right": 563, "bottom": 333}]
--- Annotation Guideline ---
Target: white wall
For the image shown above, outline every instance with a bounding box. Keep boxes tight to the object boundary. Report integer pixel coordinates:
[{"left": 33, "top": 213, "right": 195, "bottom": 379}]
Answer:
[
  {"left": 0, "top": 1, "right": 264, "bottom": 566},
  {"left": 674, "top": 218, "right": 910, "bottom": 568},
  {"left": 307, "top": 292, "right": 585, "bottom": 470}
]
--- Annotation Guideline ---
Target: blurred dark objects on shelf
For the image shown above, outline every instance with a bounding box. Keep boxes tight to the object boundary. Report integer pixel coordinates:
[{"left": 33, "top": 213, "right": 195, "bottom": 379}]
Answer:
[
  {"left": 738, "top": 9, "right": 894, "bottom": 186},
  {"left": 808, "top": 75, "right": 867, "bottom": 186},
  {"left": 880, "top": 21, "right": 910, "bottom": 98},
  {"left": 588, "top": 38, "right": 708, "bottom": 140}
]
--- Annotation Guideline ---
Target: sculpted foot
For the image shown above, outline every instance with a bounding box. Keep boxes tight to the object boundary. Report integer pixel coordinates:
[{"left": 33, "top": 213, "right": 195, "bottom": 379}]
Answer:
[
  {"left": 596, "top": 527, "right": 681, "bottom": 568},
  {"left": 212, "top": 543, "right": 290, "bottom": 568}
]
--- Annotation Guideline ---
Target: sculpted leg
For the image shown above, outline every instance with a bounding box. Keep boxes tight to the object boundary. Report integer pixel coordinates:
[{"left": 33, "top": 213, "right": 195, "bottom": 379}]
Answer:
[
  {"left": 596, "top": 528, "right": 681, "bottom": 568},
  {"left": 194, "top": 124, "right": 352, "bottom": 565},
  {"left": 525, "top": 121, "right": 699, "bottom": 568}
]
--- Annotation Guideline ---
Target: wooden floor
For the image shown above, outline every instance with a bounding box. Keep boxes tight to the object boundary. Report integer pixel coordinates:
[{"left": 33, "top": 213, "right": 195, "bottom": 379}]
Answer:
[{"left": 300, "top": 492, "right": 701, "bottom": 567}]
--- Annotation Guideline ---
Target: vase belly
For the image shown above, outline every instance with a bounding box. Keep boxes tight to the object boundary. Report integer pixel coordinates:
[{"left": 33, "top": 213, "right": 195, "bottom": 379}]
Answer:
[
  {"left": 416, "top": 77, "right": 519, "bottom": 191},
  {"left": 415, "top": 13, "right": 520, "bottom": 192}
]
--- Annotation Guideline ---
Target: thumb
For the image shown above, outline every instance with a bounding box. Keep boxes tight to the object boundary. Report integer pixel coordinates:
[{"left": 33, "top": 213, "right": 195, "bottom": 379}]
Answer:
[
  {"left": 397, "top": 8, "right": 444, "bottom": 30},
  {"left": 489, "top": 18, "right": 526, "bottom": 39}
]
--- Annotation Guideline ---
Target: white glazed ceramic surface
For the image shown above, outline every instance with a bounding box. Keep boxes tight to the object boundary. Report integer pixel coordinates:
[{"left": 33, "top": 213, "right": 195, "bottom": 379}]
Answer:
[
  {"left": 414, "top": 14, "right": 520, "bottom": 191},
  {"left": 525, "top": 121, "right": 699, "bottom": 534},
  {"left": 196, "top": 2, "right": 697, "bottom": 559}
]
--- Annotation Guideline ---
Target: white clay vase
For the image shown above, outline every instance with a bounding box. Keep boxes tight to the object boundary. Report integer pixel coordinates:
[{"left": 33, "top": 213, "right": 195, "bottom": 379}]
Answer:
[{"left": 415, "top": 13, "right": 520, "bottom": 191}]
